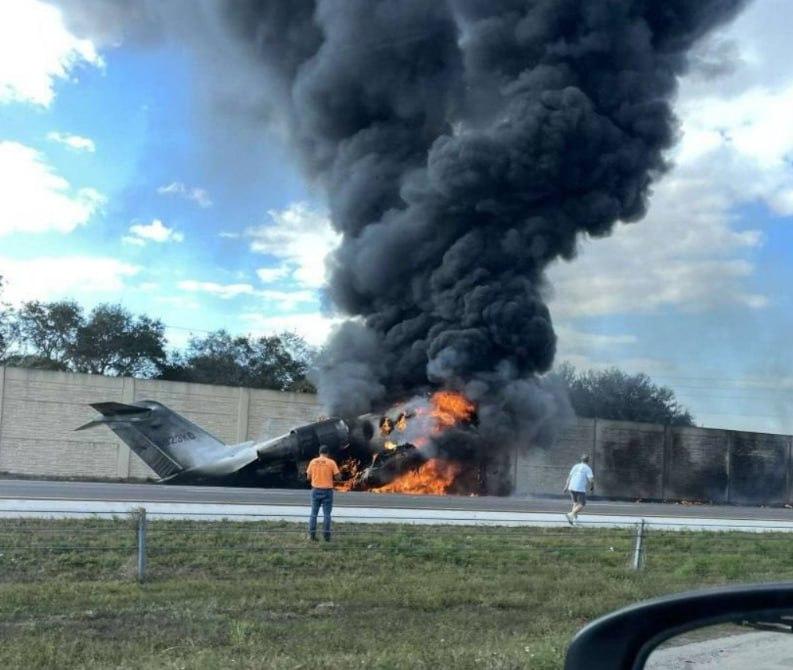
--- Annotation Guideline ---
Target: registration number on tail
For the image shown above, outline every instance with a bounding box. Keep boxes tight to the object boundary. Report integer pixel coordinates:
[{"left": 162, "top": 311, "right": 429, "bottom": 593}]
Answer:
[{"left": 167, "top": 432, "right": 197, "bottom": 445}]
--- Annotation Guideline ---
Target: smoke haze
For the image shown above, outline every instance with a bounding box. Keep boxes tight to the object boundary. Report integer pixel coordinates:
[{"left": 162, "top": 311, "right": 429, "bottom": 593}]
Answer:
[
  {"left": 51, "top": 0, "right": 748, "bottom": 460},
  {"left": 218, "top": 1, "right": 747, "bottom": 443}
]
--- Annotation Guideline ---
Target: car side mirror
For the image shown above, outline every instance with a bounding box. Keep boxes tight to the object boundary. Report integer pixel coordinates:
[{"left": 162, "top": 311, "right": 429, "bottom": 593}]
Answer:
[{"left": 564, "top": 582, "right": 793, "bottom": 670}]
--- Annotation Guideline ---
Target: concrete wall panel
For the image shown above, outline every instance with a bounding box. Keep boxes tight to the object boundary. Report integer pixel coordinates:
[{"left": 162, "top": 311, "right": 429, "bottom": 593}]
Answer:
[
  {"left": 729, "top": 431, "right": 789, "bottom": 505},
  {"left": 0, "top": 368, "right": 124, "bottom": 477},
  {"left": 595, "top": 420, "right": 664, "bottom": 499},
  {"left": 0, "top": 367, "right": 321, "bottom": 481},
  {"left": 0, "top": 437, "right": 120, "bottom": 478},
  {"left": 515, "top": 418, "right": 595, "bottom": 496},
  {"left": 134, "top": 378, "right": 240, "bottom": 444},
  {"left": 667, "top": 427, "right": 729, "bottom": 503},
  {"left": 247, "top": 389, "right": 322, "bottom": 441}
]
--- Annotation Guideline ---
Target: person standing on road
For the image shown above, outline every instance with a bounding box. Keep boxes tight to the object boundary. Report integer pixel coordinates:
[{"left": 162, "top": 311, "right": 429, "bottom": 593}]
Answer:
[
  {"left": 307, "top": 444, "right": 341, "bottom": 541},
  {"left": 563, "top": 454, "right": 594, "bottom": 526}
]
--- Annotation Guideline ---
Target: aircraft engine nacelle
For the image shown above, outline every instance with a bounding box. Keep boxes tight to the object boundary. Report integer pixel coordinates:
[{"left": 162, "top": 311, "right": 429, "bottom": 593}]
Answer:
[
  {"left": 255, "top": 418, "right": 350, "bottom": 464},
  {"left": 290, "top": 418, "right": 350, "bottom": 459}
]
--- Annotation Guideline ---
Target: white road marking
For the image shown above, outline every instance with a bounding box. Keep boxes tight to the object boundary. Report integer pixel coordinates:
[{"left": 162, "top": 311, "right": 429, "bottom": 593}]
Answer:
[{"left": 1, "top": 498, "right": 793, "bottom": 531}]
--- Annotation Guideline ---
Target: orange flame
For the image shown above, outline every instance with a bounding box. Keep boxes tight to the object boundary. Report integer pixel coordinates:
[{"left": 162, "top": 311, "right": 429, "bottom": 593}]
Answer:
[
  {"left": 395, "top": 414, "right": 407, "bottom": 431},
  {"left": 335, "top": 390, "right": 477, "bottom": 495},
  {"left": 372, "top": 458, "right": 462, "bottom": 495},
  {"left": 335, "top": 457, "right": 362, "bottom": 492},
  {"left": 430, "top": 390, "right": 476, "bottom": 428}
]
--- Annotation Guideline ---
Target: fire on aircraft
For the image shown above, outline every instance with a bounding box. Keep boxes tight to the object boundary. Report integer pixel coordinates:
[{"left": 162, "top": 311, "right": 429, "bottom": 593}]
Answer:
[{"left": 77, "top": 391, "right": 479, "bottom": 494}]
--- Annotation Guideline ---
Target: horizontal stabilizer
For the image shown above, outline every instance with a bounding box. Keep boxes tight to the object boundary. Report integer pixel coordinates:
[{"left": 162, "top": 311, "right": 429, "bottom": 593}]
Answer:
[
  {"left": 76, "top": 402, "right": 153, "bottom": 432},
  {"left": 75, "top": 418, "right": 111, "bottom": 432},
  {"left": 89, "top": 402, "right": 152, "bottom": 416}
]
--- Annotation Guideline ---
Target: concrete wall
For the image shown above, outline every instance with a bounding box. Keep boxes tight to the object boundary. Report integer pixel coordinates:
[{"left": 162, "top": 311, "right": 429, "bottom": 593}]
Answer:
[
  {"left": 516, "top": 417, "right": 793, "bottom": 505},
  {"left": 665, "top": 426, "right": 729, "bottom": 503},
  {"left": 2, "top": 366, "right": 792, "bottom": 505},
  {"left": 596, "top": 420, "right": 665, "bottom": 499},
  {"left": 0, "top": 367, "right": 322, "bottom": 480},
  {"left": 514, "top": 418, "right": 595, "bottom": 496}
]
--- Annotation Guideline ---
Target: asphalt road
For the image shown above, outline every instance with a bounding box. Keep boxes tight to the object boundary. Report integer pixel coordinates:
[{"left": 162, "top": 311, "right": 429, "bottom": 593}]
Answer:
[
  {"left": 646, "top": 631, "right": 793, "bottom": 669},
  {"left": 2, "top": 478, "right": 792, "bottom": 521}
]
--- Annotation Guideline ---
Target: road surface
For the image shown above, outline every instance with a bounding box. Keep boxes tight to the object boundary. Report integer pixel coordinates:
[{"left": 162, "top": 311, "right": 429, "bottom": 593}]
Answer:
[
  {"left": 1, "top": 478, "right": 793, "bottom": 528},
  {"left": 646, "top": 631, "right": 793, "bottom": 669}
]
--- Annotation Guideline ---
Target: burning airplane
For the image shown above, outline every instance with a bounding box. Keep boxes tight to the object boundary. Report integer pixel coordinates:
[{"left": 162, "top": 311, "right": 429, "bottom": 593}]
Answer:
[
  {"left": 77, "top": 390, "right": 479, "bottom": 494},
  {"left": 61, "top": 1, "right": 746, "bottom": 490}
]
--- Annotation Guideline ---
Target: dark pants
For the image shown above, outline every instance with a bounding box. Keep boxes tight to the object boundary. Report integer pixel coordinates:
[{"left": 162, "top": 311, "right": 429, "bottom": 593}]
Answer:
[{"left": 309, "top": 488, "right": 334, "bottom": 540}]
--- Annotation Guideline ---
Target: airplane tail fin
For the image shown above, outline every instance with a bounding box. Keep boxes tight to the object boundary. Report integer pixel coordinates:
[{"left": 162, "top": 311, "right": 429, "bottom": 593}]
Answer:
[{"left": 77, "top": 401, "right": 227, "bottom": 479}]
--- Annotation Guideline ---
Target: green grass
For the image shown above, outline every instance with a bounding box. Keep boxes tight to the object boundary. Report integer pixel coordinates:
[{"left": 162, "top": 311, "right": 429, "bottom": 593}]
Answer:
[{"left": 1, "top": 518, "right": 793, "bottom": 669}]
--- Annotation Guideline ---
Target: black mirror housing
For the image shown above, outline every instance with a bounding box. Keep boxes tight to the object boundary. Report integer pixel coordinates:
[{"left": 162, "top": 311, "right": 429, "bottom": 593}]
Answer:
[{"left": 564, "top": 582, "right": 793, "bottom": 670}]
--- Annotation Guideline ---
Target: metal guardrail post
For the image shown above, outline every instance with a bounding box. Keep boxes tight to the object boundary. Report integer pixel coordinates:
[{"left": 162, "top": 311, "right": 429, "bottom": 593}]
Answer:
[
  {"left": 632, "top": 519, "right": 645, "bottom": 571},
  {"left": 137, "top": 508, "right": 147, "bottom": 582}
]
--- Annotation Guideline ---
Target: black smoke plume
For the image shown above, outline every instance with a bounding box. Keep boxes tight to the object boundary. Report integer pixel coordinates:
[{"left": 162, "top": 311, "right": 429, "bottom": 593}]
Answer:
[
  {"left": 222, "top": 0, "right": 746, "bottom": 443},
  {"left": 52, "top": 0, "right": 747, "bottom": 475}
]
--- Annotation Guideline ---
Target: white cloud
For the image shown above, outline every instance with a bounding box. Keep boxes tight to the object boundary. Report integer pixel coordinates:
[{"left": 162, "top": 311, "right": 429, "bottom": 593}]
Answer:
[
  {"left": 177, "top": 278, "right": 316, "bottom": 310},
  {"left": 553, "top": 325, "right": 677, "bottom": 377},
  {"left": 163, "top": 326, "right": 193, "bottom": 352},
  {"left": 0, "top": 0, "right": 103, "bottom": 107},
  {"left": 125, "top": 219, "right": 184, "bottom": 245},
  {"left": 219, "top": 231, "right": 241, "bottom": 239},
  {"left": 247, "top": 202, "right": 341, "bottom": 288},
  {"left": 554, "top": 326, "right": 637, "bottom": 351},
  {"left": 552, "top": 326, "right": 657, "bottom": 383},
  {"left": 548, "top": 2, "right": 793, "bottom": 320},
  {"left": 47, "top": 131, "right": 95, "bottom": 152},
  {"left": 549, "top": 173, "right": 764, "bottom": 315},
  {"left": 260, "top": 289, "right": 317, "bottom": 310},
  {"left": 242, "top": 312, "right": 342, "bottom": 347},
  {"left": 674, "top": 83, "right": 793, "bottom": 217},
  {"left": 256, "top": 266, "right": 291, "bottom": 283},
  {"left": 549, "top": 222, "right": 766, "bottom": 317},
  {"left": 0, "top": 255, "right": 139, "bottom": 303},
  {"left": 156, "top": 295, "right": 201, "bottom": 310},
  {"left": 178, "top": 280, "right": 255, "bottom": 300},
  {"left": 0, "top": 141, "right": 104, "bottom": 236},
  {"left": 554, "top": 353, "right": 680, "bottom": 380},
  {"left": 121, "top": 236, "right": 146, "bottom": 247},
  {"left": 157, "top": 181, "right": 213, "bottom": 208}
]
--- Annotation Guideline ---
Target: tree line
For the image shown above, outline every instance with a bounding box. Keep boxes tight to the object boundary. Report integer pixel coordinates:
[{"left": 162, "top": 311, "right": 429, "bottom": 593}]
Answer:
[
  {"left": 0, "top": 277, "right": 315, "bottom": 392},
  {"left": 551, "top": 362, "right": 694, "bottom": 426},
  {"left": 0, "top": 276, "right": 693, "bottom": 423}
]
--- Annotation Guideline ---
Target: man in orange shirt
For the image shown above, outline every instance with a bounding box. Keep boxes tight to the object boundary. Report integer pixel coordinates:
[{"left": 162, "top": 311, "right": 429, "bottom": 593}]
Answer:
[{"left": 306, "top": 444, "right": 341, "bottom": 541}]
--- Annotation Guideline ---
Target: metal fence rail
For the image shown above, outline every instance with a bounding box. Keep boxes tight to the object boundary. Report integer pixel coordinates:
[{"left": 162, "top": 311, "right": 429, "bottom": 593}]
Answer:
[{"left": 2, "top": 509, "right": 793, "bottom": 583}]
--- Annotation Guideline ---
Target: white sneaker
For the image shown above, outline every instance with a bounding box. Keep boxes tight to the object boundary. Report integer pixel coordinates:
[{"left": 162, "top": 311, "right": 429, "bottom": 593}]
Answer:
[{"left": 565, "top": 513, "right": 574, "bottom": 526}]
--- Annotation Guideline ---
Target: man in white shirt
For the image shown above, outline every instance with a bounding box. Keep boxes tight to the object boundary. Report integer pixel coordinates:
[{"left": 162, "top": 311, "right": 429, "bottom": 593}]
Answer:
[{"left": 563, "top": 454, "right": 594, "bottom": 526}]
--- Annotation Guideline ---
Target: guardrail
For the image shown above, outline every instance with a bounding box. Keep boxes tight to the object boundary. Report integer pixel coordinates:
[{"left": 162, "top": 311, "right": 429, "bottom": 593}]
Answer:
[{"left": 2, "top": 509, "right": 793, "bottom": 583}]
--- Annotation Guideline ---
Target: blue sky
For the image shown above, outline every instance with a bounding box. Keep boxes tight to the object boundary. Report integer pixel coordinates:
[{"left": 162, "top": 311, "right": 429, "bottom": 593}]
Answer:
[
  {"left": 0, "top": 1, "right": 339, "bottom": 350},
  {"left": 1, "top": 0, "right": 792, "bottom": 434}
]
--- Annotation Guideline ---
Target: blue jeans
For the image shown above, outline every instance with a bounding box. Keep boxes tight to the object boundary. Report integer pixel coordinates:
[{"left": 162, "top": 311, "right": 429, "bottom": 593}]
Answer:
[{"left": 309, "top": 488, "right": 334, "bottom": 540}]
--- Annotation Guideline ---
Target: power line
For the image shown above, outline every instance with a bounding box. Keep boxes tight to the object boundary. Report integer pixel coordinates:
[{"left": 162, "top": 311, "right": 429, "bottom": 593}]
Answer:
[
  {"left": 674, "top": 393, "right": 793, "bottom": 403},
  {"left": 664, "top": 383, "right": 793, "bottom": 393}
]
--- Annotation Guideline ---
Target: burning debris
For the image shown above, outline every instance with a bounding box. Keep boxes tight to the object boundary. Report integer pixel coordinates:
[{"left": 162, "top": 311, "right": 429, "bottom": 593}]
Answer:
[
  {"left": 338, "top": 390, "right": 478, "bottom": 494},
  {"left": 372, "top": 460, "right": 464, "bottom": 496},
  {"left": 56, "top": 1, "right": 749, "bottom": 494},
  {"left": 219, "top": 0, "right": 747, "bottom": 493}
]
